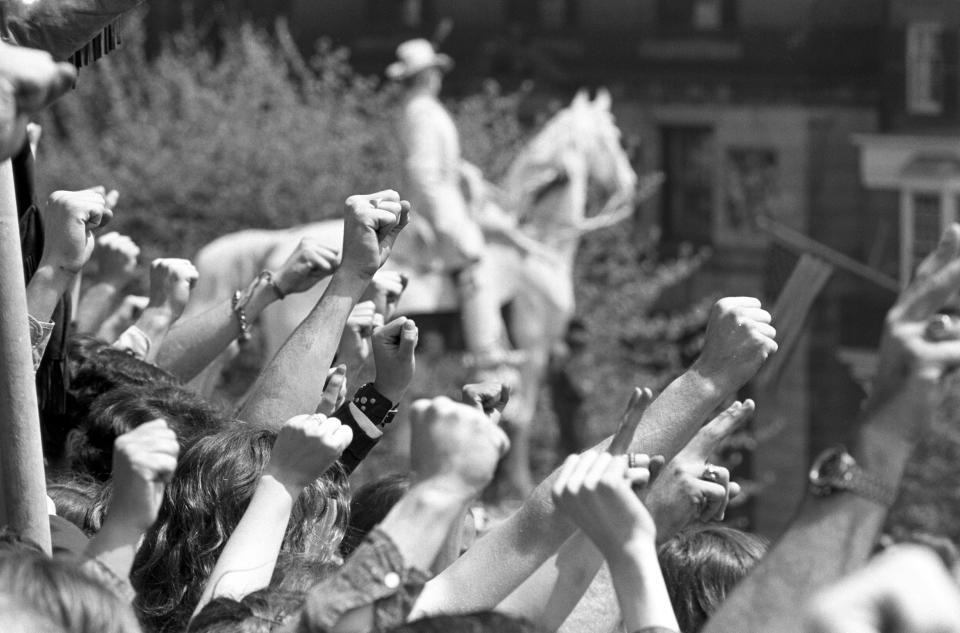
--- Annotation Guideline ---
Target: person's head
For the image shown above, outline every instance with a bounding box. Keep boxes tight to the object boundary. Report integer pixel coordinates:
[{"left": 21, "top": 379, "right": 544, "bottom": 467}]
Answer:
[
  {"left": 46, "top": 474, "right": 103, "bottom": 537},
  {"left": 387, "top": 611, "right": 546, "bottom": 633},
  {"left": 67, "top": 384, "right": 226, "bottom": 481},
  {"left": 131, "top": 425, "right": 349, "bottom": 633},
  {"left": 44, "top": 338, "right": 184, "bottom": 462},
  {"left": 658, "top": 525, "right": 768, "bottom": 633},
  {"left": 341, "top": 473, "right": 410, "bottom": 557},
  {"left": 387, "top": 39, "right": 451, "bottom": 98},
  {"left": 0, "top": 549, "right": 141, "bottom": 633}
]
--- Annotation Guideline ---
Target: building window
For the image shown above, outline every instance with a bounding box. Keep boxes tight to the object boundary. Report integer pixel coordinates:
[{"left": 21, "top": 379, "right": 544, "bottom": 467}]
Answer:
[
  {"left": 367, "top": 0, "right": 431, "bottom": 27},
  {"left": 659, "top": 0, "right": 736, "bottom": 32},
  {"left": 661, "top": 126, "right": 716, "bottom": 246},
  {"left": 906, "top": 22, "right": 944, "bottom": 116},
  {"left": 899, "top": 188, "right": 960, "bottom": 286},
  {"left": 507, "top": 0, "right": 577, "bottom": 30},
  {"left": 722, "top": 147, "right": 778, "bottom": 244}
]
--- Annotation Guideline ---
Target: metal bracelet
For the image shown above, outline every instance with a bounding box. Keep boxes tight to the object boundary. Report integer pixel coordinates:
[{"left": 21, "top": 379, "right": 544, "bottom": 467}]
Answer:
[
  {"left": 259, "top": 269, "right": 286, "bottom": 300},
  {"left": 232, "top": 290, "right": 252, "bottom": 342}
]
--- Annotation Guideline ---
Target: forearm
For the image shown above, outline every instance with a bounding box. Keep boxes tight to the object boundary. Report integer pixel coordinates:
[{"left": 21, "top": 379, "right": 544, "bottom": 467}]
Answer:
[
  {"left": 416, "top": 369, "right": 725, "bottom": 616},
  {"left": 126, "top": 307, "right": 174, "bottom": 362},
  {"left": 11, "top": 0, "right": 145, "bottom": 60},
  {"left": 25, "top": 264, "right": 72, "bottom": 324},
  {"left": 194, "top": 475, "right": 295, "bottom": 615},
  {"left": 75, "top": 282, "right": 121, "bottom": 334},
  {"left": 629, "top": 367, "right": 724, "bottom": 461},
  {"left": 156, "top": 287, "right": 273, "bottom": 381},
  {"left": 84, "top": 519, "right": 144, "bottom": 587},
  {"left": 608, "top": 541, "right": 678, "bottom": 633},
  {"left": 239, "top": 271, "right": 369, "bottom": 426},
  {"left": 497, "top": 530, "right": 605, "bottom": 632}
]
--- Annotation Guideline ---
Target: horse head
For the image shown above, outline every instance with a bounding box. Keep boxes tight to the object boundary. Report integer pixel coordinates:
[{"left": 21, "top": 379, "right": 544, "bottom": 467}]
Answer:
[{"left": 502, "top": 90, "right": 647, "bottom": 252}]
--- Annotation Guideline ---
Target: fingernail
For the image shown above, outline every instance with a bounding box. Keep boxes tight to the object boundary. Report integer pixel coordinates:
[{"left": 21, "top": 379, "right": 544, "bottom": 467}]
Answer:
[{"left": 335, "top": 364, "right": 346, "bottom": 373}]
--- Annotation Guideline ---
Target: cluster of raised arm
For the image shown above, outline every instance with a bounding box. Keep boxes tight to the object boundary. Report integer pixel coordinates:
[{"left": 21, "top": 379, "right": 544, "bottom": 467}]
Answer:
[{"left": 7, "top": 21, "right": 960, "bottom": 633}]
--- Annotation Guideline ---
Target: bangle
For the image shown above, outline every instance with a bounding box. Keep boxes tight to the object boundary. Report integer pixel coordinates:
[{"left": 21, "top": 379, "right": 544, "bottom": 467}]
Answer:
[
  {"left": 232, "top": 290, "right": 252, "bottom": 342},
  {"left": 259, "top": 270, "right": 286, "bottom": 300}
]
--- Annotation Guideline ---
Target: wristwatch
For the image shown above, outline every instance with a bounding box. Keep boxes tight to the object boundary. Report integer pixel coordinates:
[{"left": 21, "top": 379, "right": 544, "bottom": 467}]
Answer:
[{"left": 808, "top": 445, "right": 898, "bottom": 507}]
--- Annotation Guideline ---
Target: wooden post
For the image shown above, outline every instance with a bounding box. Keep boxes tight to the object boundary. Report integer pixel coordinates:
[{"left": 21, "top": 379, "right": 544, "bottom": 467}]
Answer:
[{"left": 0, "top": 159, "right": 51, "bottom": 554}]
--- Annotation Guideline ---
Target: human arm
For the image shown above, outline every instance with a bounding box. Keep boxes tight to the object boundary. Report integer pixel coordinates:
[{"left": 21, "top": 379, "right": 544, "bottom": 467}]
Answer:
[
  {"left": 155, "top": 238, "right": 339, "bottom": 381},
  {"left": 0, "top": 41, "right": 75, "bottom": 160},
  {"left": 702, "top": 225, "right": 960, "bottom": 633},
  {"left": 413, "top": 298, "right": 776, "bottom": 616},
  {"left": 291, "top": 396, "right": 510, "bottom": 633},
  {"left": 84, "top": 420, "right": 178, "bottom": 589},
  {"left": 804, "top": 545, "right": 960, "bottom": 633},
  {"left": 113, "top": 258, "right": 198, "bottom": 362},
  {"left": 238, "top": 191, "right": 409, "bottom": 426},
  {"left": 193, "top": 410, "right": 353, "bottom": 617},
  {"left": 75, "top": 230, "right": 138, "bottom": 334},
  {"left": 552, "top": 452, "right": 678, "bottom": 633},
  {"left": 497, "top": 398, "right": 748, "bottom": 631}
]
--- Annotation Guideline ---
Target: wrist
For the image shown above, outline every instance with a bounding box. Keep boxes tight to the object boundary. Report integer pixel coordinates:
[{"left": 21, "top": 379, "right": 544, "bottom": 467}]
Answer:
[
  {"left": 410, "top": 477, "right": 478, "bottom": 510},
  {"left": 244, "top": 279, "right": 277, "bottom": 319},
  {"left": 853, "top": 425, "right": 913, "bottom": 491},
  {"left": 135, "top": 307, "right": 174, "bottom": 340},
  {"left": 606, "top": 534, "right": 659, "bottom": 566},
  {"left": 31, "top": 263, "right": 76, "bottom": 294},
  {"left": 257, "top": 472, "right": 302, "bottom": 503},
  {"left": 333, "top": 265, "right": 375, "bottom": 288},
  {"left": 372, "top": 378, "right": 405, "bottom": 406},
  {"left": 683, "top": 364, "right": 725, "bottom": 401}
]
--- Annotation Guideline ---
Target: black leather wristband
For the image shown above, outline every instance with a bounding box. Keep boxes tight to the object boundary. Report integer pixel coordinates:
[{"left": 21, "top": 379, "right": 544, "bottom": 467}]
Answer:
[{"left": 352, "top": 383, "right": 398, "bottom": 427}]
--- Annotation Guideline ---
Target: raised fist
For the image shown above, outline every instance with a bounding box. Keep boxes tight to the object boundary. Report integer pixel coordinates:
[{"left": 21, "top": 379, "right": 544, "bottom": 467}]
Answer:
[
  {"left": 341, "top": 190, "right": 410, "bottom": 278},
  {"left": 265, "top": 414, "right": 353, "bottom": 492},
  {"left": 409, "top": 396, "right": 510, "bottom": 499},
  {"left": 147, "top": 258, "right": 199, "bottom": 320},
  {"left": 693, "top": 297, "right": 778, "bottom": 394},
  {"left": 0, "top": 41, "right": 76, "bottom": 161},
  {"left": 273, "top": 237, "right": 341, "bottom": 296},
  {"left": 109, "top": 420, "right": 179, "bottom": 532},
  {"left": 361, "top": 270, "right": 409, "bottom": 319},
  {"left": 39, "top": 189, "right": 114, "bottom": 278},
  {"left": 372, "top": 317, "right": 419, "bottom": 405},
  {"left": 95, "top": 231, "right": 140, "bottom": 286}
]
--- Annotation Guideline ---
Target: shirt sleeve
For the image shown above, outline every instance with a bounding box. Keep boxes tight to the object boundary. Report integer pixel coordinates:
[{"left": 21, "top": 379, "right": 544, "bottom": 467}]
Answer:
[
  {"left": 297, "top": 527, "right": 430, "bottom": 633},
  {"left": 28, "top": 314, "right": 55, "bottom": 372}
]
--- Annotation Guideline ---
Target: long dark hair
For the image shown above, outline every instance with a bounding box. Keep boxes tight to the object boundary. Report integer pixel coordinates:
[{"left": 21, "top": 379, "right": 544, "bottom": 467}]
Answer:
[
  {"left": 658, "top": 525, "right": 768, "bottom": 633},
  {"left": 131, "top": 425, "right": 349, "bottom": 633}
]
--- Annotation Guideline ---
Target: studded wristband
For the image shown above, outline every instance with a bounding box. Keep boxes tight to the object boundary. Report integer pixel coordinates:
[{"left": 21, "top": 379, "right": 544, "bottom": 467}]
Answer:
[{"left": 353, "top": 383, "right": 398, "bottom": 427}]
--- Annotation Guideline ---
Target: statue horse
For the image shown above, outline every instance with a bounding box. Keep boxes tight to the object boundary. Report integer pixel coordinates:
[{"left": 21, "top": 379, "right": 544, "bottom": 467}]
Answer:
[{"left": 188, "top": 89, "right": 651, "bottom": 496}]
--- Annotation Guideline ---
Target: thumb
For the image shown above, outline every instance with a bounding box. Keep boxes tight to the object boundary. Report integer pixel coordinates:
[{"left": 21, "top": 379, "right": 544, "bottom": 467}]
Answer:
[{"left": 399, "top": 318, "right": 418, "bottom": 357}]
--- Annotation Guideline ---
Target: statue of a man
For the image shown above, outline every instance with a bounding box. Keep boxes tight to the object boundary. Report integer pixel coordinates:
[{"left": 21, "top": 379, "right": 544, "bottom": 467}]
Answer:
[{"left": 387, "top": 39, "right": 506, "bottom": 363}]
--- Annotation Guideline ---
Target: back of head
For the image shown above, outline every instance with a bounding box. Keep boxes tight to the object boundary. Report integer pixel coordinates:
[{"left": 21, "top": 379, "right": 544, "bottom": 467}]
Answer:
[
  {"left": 0, "top": 549, "right": 141, "bottom": 633},
  {"left": 0, "top": 595, "right": 68, "bottom": 633},
  {"left": 68, "top": 383, "right": 225, "bottom": 481},
  {"left": 46, "top": 474, "right": 103, "bottom": 536},
  {"left": 658, "top": 525, "right": 768, "bottom": 633},
  {"left": 388, "top": 611, "right": 546, "bottom": 633},
  {"left": 132, "top": 425, "right": 349, "bottom": 633},
  {"left": 341, "top": 473, "right": 410, "bottom": 557}
]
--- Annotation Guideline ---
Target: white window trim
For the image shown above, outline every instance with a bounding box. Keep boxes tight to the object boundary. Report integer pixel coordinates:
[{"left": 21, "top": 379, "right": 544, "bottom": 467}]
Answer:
[{"left": 906, "top": 22, "right": 944, "bottom": 116}]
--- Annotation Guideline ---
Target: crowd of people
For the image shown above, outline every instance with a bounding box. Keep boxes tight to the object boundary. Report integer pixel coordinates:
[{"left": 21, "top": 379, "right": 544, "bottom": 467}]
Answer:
[{"left": 4, "top": 5, "right": 960, "bottom": 633}]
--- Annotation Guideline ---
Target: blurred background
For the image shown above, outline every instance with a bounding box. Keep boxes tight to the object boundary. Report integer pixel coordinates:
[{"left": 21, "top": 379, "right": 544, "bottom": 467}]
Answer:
[{"left": 36, "top": 0, "right": 960, "bottom": 543}]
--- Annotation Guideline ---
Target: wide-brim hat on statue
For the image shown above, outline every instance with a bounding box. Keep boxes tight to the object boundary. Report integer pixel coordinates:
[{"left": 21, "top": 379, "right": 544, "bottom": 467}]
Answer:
[{"left": 386, "top": 38, "right": 453, "bottom": 80}]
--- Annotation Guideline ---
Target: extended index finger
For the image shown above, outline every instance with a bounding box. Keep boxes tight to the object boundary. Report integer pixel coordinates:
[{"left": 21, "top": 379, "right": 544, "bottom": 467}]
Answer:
[
  {"left": 608, "top": 387, "right": 653, "bottom": 455},
  {"left": 683, "top": 399, "right": 755, "bottom": 459}
]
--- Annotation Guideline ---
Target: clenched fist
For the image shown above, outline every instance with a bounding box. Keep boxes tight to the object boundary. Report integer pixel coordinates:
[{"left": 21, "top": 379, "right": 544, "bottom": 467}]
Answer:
[
  {"left": 273, "top": 237, "right": 341, "bottom": 296},
  {"left": 110, "top": 420, "right": 179, "bottom": 532},
  {"left": 147, "top": 258, "right": 199, "bottom": 320},
  {"left": 693, "top": 297, "right": 778, "bottom": 394},
  {"left": 265, "top": 414, "right": 353, "bottom": 492},
  {"left": 410, "top": 396, "right": 510, "bottom": 500},
  {"left": 39, "top": 189, "right": 114, "bottom": 278},
  {"left": 95, "top": 231, "right": 140, "bottom": 286},
  {"left": 340, "top": 190, "right": 411, "bottom": 279}
]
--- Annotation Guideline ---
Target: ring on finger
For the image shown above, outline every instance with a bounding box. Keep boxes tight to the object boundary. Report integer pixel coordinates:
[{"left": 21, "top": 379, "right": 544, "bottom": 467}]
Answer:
[
  {"left": 702, "top": 464, "right": 721, "bottom": 481},
  {"left": 925, "top": 313, "right": 959, "bottom": 342},
  {"left": 627, "top": 453, "right": 645, "bottom": 469}
]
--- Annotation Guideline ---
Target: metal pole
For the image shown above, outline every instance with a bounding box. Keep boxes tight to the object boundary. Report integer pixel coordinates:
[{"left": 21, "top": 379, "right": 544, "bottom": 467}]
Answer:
[{"left": 0, "top": 159, "right": 51, "bottom": 554}]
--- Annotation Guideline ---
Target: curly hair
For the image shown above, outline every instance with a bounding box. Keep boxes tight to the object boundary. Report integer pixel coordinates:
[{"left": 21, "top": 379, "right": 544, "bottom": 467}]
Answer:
[
  {"left": 131, "top": 425, "right": 349, "bottom": 633},
  {"left": 67, "top": 384, "right": 226, "bottom": 481},
  {"left": 46, "top": 473, "right": 103, "bottom": 537},
  {"left": 658, "top": 525, "right": 768, "bottom": 633}
]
